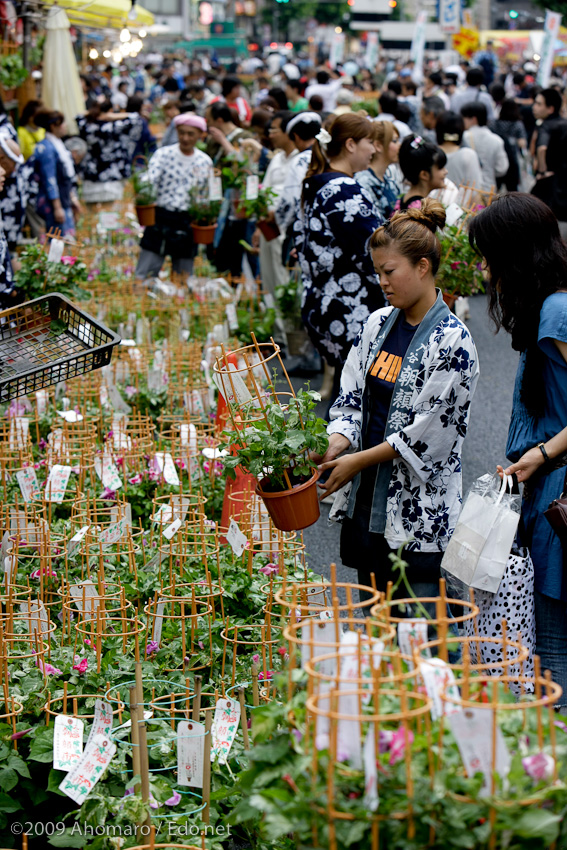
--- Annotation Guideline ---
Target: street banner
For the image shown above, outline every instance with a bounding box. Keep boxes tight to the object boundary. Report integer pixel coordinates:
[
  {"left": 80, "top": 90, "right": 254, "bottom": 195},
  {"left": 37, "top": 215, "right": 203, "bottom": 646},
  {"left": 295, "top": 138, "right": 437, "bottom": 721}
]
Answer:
[
  {"left": 329, "top": 31, "right": 345, "bottom": 68},
  {"left": 440, "top": 0, "right": 461, "bottom": 34},
  {"left": 537, "top": 10, "right": 562, "bottom": 87},
  {"left": 365, "top": 32, "right": 379, "bottom": 70}
]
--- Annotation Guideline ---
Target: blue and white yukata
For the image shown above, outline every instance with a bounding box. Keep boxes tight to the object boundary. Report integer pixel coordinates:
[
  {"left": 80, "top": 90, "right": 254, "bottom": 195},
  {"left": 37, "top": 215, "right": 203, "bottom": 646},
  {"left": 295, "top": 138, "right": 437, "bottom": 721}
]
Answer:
[
  {"left": 295, "top": 172, "right": 384, "bottom": 368},
  {"left": 0, "top": 115, "right": 27, "bottom": 249},
  {"left": 355, "top": 166, "right": 401, "bottom": 221}
]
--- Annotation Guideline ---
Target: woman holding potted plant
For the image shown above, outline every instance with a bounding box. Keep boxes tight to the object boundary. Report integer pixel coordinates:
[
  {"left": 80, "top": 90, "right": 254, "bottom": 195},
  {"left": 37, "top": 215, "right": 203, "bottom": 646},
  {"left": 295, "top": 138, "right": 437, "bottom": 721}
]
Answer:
[{"left": 316, "top": 200, "right": 480, "bottom": 600}]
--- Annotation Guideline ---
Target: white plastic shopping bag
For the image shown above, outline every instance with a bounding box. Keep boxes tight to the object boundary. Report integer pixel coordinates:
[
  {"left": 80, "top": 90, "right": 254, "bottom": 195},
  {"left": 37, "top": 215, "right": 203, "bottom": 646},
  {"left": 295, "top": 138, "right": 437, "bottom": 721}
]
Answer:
[{"left": 442, "top": 474, "right": 520, "bottom": 593}]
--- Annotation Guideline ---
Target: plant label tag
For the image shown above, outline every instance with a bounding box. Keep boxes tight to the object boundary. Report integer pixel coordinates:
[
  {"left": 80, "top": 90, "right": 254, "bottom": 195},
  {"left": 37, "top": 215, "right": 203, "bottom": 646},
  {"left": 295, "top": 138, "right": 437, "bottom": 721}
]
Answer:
[
  {"left": 245, "top": 174, "right": 259, "bottom": 200},
  {"left": 183, "top": 391, "right": 206, "bottom": 416},
  {"left": 57, "top": 410, "right": 83, "bottom": 423},
  {"left": 99, "top": 516, "right": 129, "bottom": 546},
  {"left": 448, "top": 708, "right": 510, "bottom": 796},
  {"left": 213, "top": 365, "right": 252, "bottom": 406},
  {"left": 86, "top": 700, "right": 113, "bottom": 749},
  {"left": 147, "top": 369, "right": 166, "bottom": 391},
  {"left": 4, "top": 554, "right": 16, "bottom": 586},
  {"left": 397, "top": 620, "right": 430, "bottom": 669},
  {"left": 36, "top": 390, "right": 49, "bottom": 415},
  {"left": 110, "top": 504, "right": 132, "bottom": 529},
  {"left": 337, "top": 640, "right": 363, "bottom": 769},
  {"left": 99, "top": 385, "right": 109, "bottom": 406},
  {"left": 67, "top": 525, "right": 90, "bottom": 559},
  {"left": 363, "top": 725, "right": 379, "bottom": 812},
  {"left": 226, "top": 518, "right": 247, "bottom": 557},
  {"left": 47, "top": 238, "right": 65, "bottom": 264},
  {"left": 152, "top": 505, "right": 174, "bottom": 526},
  {"left": 208, "top": 174, "right": 222, "bottom": 201},
  {"left": 420, "top": 658, "right": 462, "bottom": 721},
  {"left": 445, "top": 202, "right": 464, "bottom": 228},
  {"left": 107, "top": 383, "right": 131, "bottom": 414},
  {"left": 54, "top": 715, "right": 84, "bottom": 772},
  {"left": 226, "top": 303, "right": 238, "bottom": 332},
  {"left": 235, "top": 283, "right": 243, "bottom": 304},
  {"left": 9, "top": 416, "right": 29, "bottom": 450},
  {"left": 210, "top": 698, "right": 241, "bottom": 764},
  {"left": 20, "top": 600, "right": 49, "bottom": 634},
  {"left": 163, "top": 517, "right": 183, "bottom": 540},
  {"left": 152, "top": 598, "right": 167, "bottom": 644},
  {"left": 69, "top": 580, "right": 99, "bottom": 620},
  {"left": 59, "top": 734, "right": 116, "bottom": 804},
  {"left": 45, "top": 464, "right": 72, "bottom": 503},
  {"left": 180, "top": 422, "right": 199, "bottom": 452},
  {"left": 154, "top": 452, "right": 180, "bottom": 487},
  {"left": 170, "top": 495, "right": 193, "bottom": 522},
  {"left": 177, "top": 720, "right": 205, "bottom": 787},
  {"left": 300, "top": 618, "right": 337, "bottom": 676},
  {"left": 94, "top": 454, "right": 123, "bottom": 492},
  {"left": 340, "top": 630, "right": 384, "bottom": 706},
  {"left": 263, "top": 292, "right": 275, "bottom": 310},
  {"left": 15, "top": 466, "right": 41, "bottom": 502}
]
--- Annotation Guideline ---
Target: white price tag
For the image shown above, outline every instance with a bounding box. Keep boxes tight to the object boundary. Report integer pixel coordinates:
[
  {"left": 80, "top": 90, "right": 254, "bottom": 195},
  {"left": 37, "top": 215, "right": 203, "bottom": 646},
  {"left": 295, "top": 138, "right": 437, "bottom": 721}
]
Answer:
[
  {"left": 47, "top": 238, "right": 65, "bottom": 264},
  {"left": 208, "top": 174, "right": 222, "bottom": 201},
  {"left": 363, "top": 725, "right": 379, "bottom": 812},
  {"left": 445, "top": 202, "right": 464, "bottom": 228},
  {"left": 67, "top": 525, "right": 90, "bottom": 558},
  {"left": 99, "top": 516, "right": 129, "bottom": 546},
  {"left": 69, "top": 580, "right": 99, "bottom": 620},
  {"left": 45, "top": 464, "right": 72, "bottom": 503},
  {"left": 397, "top": 619, "right": 431, "bottom": 669},
  {"left": 59, "top": 734, "right": 116, "bottom": 804},
  {"left": 449, "top": 708, "right": 510, "bottom": 796},
  {"left": 86, "top": 700, "right": 114, "bottom": 749},
  {"left": 245, "top": 174, "right": 259, "bottom": 200},
  {"left": 163, "top": 517, "right": 183, "bottom": 540},
  {"left": 54, "top": 715, "right": 84, "bottom": 772},
  {"left": 420, "top": 657, "right": 462, "bottom": 721},
  {"left": 210, "top": 698, "right": 241, "bottom": 764},
  {"left": 226, "top": 518, "right": 247, "bottom": 557},
  {"left": 154, "top": 452, "right": 180, "bottom": 487},
  {"left": 15, "top": 467, "right": 41, "bottom": 502},
  {"left": 177, "top": 720, "right": 205, "bottom": 787},
  {"left": 226, "top": 303, "right": 239, "bottom": 332},
  {"left": 94, "top": 453, "right": 123, "bottom": 492},
  {"left": 152, "top": 598, "right": 167, "bottom": 644},
  {"left": 20, "top": 600, "right": 49, "bottom": 634},
  {"left": 212, "top": 365, "right": 252, "bottom": 406}
]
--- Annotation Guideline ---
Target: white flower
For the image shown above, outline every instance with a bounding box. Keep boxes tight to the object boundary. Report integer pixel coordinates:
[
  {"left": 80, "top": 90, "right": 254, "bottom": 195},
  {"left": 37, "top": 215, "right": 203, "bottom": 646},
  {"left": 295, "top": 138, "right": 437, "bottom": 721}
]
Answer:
[{"left": 316, "top": 128, "right": 332, "bottom": 148}]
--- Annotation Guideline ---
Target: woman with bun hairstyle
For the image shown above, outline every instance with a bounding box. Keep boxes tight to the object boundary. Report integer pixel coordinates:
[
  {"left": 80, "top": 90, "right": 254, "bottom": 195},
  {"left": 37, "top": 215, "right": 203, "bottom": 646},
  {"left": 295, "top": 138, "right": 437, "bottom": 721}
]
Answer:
[
  {"left": 296, "top": 113, "right": 382, "bottom": 403},
  {"left": 76, "top": 99, "right": 143, "bottom": 204},
  {"left": 395, "top": 134, "right": 448, "bottom": 212},
  {"left": 355, "top": 120, "right": 402, "bottom": 220},
  {"left": 316, "top": 199, "right": 480, "bottom": 597},
  {"left": 469, "top": 193, "right": 567, "bottom": 702}
]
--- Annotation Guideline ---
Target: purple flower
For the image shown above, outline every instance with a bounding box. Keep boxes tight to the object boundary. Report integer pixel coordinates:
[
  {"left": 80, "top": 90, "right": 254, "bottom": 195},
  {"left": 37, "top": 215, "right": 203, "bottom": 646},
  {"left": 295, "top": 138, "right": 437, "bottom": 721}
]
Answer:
[
  {"left": 101, "top": 488, "right": 117, "bottom": 501},
  {"left": 292, "top": 728, "right": 302, "bottom": 744},
  {"left": 37, "top": 659, "right": 63, "bottom": 676},
  {"left": 124, "top": 385, "right": 137, "bottom": 398},
  {"left": 259, "top": 563, "right": 279, "bottom": 576},
  {"left": 128, "top": 473, "right": 143, "bottom": 484},
  {"left": 522, "top": 752, "right": 555, "bottom": 782},
  {"left": 164, "top": 791, "right": 181, "bottom": 806},
  {"left": 10, "top": 729, "right": 32, "bottom": 740},
  {"left": 146, "top": 640, "right": 159, "bottom": 655}
]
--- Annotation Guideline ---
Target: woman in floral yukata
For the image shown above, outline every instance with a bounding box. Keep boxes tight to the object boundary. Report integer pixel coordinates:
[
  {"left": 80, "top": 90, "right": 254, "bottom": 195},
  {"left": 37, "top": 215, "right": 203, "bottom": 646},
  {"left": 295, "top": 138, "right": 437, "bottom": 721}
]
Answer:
[
  {"left": 316, "top": 200, "right": 480, "bottom": 600},
  {"left": 295, "top": 113, "right": 383, "bottom": 408}
]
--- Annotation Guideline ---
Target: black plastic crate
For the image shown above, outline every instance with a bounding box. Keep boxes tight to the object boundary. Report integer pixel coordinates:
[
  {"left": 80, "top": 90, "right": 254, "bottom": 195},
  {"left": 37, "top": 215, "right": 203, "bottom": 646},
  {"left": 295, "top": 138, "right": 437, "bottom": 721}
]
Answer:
[{"left": 0, "top": 293, "right": 121, "bottom": 402}]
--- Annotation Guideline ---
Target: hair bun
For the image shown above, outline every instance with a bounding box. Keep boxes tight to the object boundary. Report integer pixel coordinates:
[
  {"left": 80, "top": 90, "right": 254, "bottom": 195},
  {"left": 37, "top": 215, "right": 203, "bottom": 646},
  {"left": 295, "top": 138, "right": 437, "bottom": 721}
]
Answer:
[{"left": 399, "top": 198, "right": 446, "bottom": 233}]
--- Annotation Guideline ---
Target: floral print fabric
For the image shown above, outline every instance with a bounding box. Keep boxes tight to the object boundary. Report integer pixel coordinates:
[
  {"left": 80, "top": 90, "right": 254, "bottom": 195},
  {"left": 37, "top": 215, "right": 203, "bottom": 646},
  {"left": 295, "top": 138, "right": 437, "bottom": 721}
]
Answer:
[{"left": 76, "top": 114, "right": 143, "bottom": 183}]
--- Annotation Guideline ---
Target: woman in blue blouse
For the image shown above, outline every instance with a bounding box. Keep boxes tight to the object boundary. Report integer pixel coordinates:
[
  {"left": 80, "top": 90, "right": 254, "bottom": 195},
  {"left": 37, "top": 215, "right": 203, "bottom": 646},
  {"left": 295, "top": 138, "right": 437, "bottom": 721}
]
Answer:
[
  {"left": 469, "top": 193, "right": 567, "bottom": 705},
  {"left": 355, "top": 120, "right": 401, "bottom": 220},
  {"left": 30, "top": 109, "right": 77, "bottom": 237},
  {"left": 295, "top": 113, "right": 382, "bottom": 405}
]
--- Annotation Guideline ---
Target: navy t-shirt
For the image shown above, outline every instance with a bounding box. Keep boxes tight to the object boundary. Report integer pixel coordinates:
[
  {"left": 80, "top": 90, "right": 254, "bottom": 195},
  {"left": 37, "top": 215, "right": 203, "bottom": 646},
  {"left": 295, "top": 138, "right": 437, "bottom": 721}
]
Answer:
[{"left": 357, "top": 315, "right": 419, "bottom": 506}]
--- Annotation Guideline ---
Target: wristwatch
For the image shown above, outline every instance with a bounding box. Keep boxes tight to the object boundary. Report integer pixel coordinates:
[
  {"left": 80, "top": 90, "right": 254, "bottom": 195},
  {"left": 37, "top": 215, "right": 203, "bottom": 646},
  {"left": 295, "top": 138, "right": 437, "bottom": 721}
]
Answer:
[{"left": 537, "top": 442, "right": 550, "bottom": 464}]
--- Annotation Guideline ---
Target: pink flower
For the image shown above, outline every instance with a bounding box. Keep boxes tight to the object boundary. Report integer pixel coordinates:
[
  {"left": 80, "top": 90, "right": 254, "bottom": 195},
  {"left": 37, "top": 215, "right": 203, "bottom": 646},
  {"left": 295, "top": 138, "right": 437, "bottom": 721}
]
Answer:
[
  {"left": 128, "top": 473, "right": 143, "bottom": 484},
  {"left": 34, "top": 269, "right": 41, "bottom": 275},
  {"left": 252, "top": 654, "right": 260, "bottom": 664},
  {"left": 259, "top": 563, "right": 279, "bottom": 576},
  {"left": 37, "top": 659, "right": 62, "bottom": 676},
  {"left": 450, "top": 261, "right": 461, "bottom": 270},
  {"left": 124, "top": 385, "right": 137, "bottom": 398},
  {"left": 84, "top": 639, "right": 91, "bottom": 646},
  {"left": 388, "top": 727, "right": 414, "bottom": 765},
  {"left": 522, "top": 752, "right": 555, "bottom": 782},
  {"left": 30, "top": 567, "right": 57, "bottom": 579},
  {"left": 258, "top": 670, "right": 273, "bottom": 680},
  {"left": 61, "top": 256, "right": 77, "bottom": 266},
  {"left": 73, "top": 658, "right": 88, "bottom": 674},
  {"left": 10, "top": 729, "right": 32, "bottom": 740},
  {"left": 165, "top": 791, "right": 181, "bottom": 806}
]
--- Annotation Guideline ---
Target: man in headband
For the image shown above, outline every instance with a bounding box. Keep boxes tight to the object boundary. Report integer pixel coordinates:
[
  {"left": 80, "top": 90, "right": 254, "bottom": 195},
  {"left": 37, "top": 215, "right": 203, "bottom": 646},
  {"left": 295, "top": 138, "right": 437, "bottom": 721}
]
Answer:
[{"left": 136, "top": 112, "right": 213, "bottom": 281}]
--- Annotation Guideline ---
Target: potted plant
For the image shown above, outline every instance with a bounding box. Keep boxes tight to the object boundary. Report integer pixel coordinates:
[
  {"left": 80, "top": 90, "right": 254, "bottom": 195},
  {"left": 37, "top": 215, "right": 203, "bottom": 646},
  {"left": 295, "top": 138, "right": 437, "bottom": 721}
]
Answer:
[
  {"left": 437, "top": 222, "right": 485, "bottom": 310},
  {"left": 222, "top": 389, "right": 329, "bottom": 531},
  {"left": 0, "top": 51, "right": 28, "bottom": 101},
  {"left": 14, "top": 243, "right": 89, "bottom": 302},
  {"left": 131, "top": 168, "right": 157, "bottom": 227},
  {"left": 187, "top": 191, "right": 221, "bottom": 245},
  {"left": 239, "top": 186, "right": 279, "bottom": 241}
]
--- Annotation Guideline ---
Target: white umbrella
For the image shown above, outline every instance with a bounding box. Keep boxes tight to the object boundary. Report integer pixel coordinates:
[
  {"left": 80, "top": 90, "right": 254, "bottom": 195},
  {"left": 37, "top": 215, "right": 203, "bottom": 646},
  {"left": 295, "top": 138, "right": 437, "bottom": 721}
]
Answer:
[{"left": 41, "top": 5, "right": 85, "bottom": 135}]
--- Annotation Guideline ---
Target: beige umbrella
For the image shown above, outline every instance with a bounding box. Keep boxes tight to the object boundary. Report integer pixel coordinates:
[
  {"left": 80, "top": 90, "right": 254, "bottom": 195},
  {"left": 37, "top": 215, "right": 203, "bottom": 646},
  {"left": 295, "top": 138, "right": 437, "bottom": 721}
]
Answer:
[{"left": 41, "top": 5, "right": 86, "bottom": 135}]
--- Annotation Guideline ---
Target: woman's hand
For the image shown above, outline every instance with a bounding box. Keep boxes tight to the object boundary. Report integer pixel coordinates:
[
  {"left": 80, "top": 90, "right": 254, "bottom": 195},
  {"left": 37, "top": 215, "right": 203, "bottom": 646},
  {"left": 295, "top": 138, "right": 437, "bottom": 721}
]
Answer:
[
  {"left": 497, "top": 446, "right": 546, "bottom": 484},
  {"left": 53, "top": 200, "right": 65, "bottom": 224},
  {"left": 317, "top": 453, "right": 364, "bottom": 499},
  {"left": 311, "top": 433, "right": 351, "bottom": 466}
]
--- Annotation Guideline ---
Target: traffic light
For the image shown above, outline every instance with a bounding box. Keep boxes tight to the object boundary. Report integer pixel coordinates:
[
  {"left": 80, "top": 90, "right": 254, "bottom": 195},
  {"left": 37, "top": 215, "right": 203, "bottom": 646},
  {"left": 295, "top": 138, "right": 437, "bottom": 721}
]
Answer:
[
  {"left": 347, "top": 0, "right": 355, "bottom": 6},
  {"left": 389, "top": 1, "right": 397, "bottom": 8},
  {"left": 509, "top": 9, "right": 518, "bottom": 17}
]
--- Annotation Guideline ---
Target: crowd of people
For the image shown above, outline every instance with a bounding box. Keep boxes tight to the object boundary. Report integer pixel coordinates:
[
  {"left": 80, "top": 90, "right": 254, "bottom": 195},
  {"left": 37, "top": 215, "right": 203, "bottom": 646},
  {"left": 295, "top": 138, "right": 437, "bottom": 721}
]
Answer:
[{"left": 1, "top": 48, "right": 567, "bottom": 698}]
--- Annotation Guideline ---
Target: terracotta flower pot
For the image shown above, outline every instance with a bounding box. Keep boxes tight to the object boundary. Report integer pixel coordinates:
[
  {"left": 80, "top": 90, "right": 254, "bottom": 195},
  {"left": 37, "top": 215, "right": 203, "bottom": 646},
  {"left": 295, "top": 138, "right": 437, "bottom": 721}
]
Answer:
[
  {"left": 258, "top": 219, "right": 280, "bottom": 242},
  {"left": 135, "top": 204, "right": 156, "bottom": 227},
  {"left": 191, "top": 223, "right": 217, "bottom": 245},
  {"left": 442, "top": 291, "right": 457, "bottom": 311},
  {"left": 256, "top": 469, "right": 321, "bottom": 532}
]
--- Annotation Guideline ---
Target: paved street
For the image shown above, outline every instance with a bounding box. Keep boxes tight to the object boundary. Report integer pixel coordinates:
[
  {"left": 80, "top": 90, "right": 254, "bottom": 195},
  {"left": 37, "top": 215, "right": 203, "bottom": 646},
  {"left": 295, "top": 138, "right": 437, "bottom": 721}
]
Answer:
[{"left": 301, "top": 294, "right": 520, "bottom": 584}]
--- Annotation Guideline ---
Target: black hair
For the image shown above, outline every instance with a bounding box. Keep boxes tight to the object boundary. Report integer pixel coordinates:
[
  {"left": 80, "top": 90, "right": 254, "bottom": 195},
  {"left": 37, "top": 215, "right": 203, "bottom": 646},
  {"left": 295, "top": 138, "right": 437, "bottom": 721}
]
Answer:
[
  {"left": 513, "top": 72, "right": 526, "bottom": 86},
  {"left": 287, "top": 113, "right": 321, "bottom": 141},
  {"left": 20, "top": 99, "right": 43, "bottom": 127},
  {"left": 308, "top": 94, "right": 324, "bottom": 111},
  {"left": 270, "top": 109, "right": 294, "bottom": 133},
  {"left": 379, "top": 91, "right": 398, "bottom": 115},
  {"left": 34, "top": 108, "right": 65, "bottom": 130},
  {"left": 268, "top": 87, "right": 289, "bottom": 110},
  {"left": 394, "top": 102, "right": 412, "bottom": 125},
  {"left": 539, "top": 88, "right": 563, "bottom": 114},
  {"left": 287, "top": 78, "right": 302, "bottom": 92},
  {"left": 387, "top": 79, "right": 402, "bottom": 95},
  {"left": 208, "top": 102, "right": 233, "bottom": 123},
  {"left": 179, "top": 102, "right": 196, "bottom": 114},
  {"left": 316, "top": 70, "right": 330, "bottom": 84},
  {"left": 422, "top": 95, "right": 445, "bottom": 118},
  {"left": 126, "top": 95, "right": 143, "bottom": 113},
  {"left": 428, "top": 71, "right": 443, "bottom": 87},
  {"left": 469, "top": 193, "right": 567, "bottom": 418},
  {"left": 402, "top": 79, "right": 417, "bottom": 94},
  {"left": 461, "top": 101, "right": 488, "bottom": 126},
  {"left": 435, "top": 110, "right": 464, "bottom": 145},
  {"left": 490, "top": 82, "right": 506, "bottom": 103},
  {"left": 398, "top": 134, "right": 447, "bottom": 185},
  {"left": 221, "top": 75, "right": 241, "bottom": 97},
  {"left": 444, "top": 73, "right": 458, "bottom": 85},
  {"left": 499, "top": 98, "right": 521, "bottom": 122},
  {"left": 188, "top": 82, "right": 204, "bottom": 94},
  {"left": 466, "top": 67, "right": 485, "bottom": 88}
]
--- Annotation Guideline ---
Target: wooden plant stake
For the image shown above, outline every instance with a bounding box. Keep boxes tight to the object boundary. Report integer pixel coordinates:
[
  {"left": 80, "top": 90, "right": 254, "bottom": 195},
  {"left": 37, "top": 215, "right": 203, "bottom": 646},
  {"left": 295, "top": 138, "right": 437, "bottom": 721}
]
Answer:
[
  {"left": 129, "top": 686, "right": 141, "bottom": 797},
  {"left": 251, "top": 661, "right": 259, "bottom": 707},
  {"left": 192, "top": 675, "right": 202, "bottom": 721},
  {"left": 238, "top": 687, "right": 249, "bottom": 749},
  {"left": 202, "top": 710, "right": 212, "bottom": 824}
]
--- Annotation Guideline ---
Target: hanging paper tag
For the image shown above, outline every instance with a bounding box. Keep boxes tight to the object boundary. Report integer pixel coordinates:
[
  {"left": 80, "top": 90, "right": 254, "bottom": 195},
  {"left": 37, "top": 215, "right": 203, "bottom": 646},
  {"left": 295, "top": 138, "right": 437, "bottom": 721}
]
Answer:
[
  {"left": 20, "top": 600, "right": 49, "bottom": 634},
  {"left": 59, "top": 734, "right": 116, "bottom": 804},
  {"left": 210, "top": 698, "right": 241, "bottom": 764},
  {"left": 152, "top": 505, "right": 174, "bottom": 526},
  {"left": 245, "top": 174, "right": 259, "bottom": 200},
  {"left": 154, "top": 452, "right": 180, "bottom": 487},
  {"left": 170, "top": 495, "right": 193, "bottom": 522},
  {"left": 106, "top": 383, "right": 131, "bottom": 414},
  {"left": 226, "top": 303, "right": 239, "bottom": 332},
  {"left": 4, "top": 554, "right": 16, "bottom": 586},
  {"left": 178, "top": 720, "right": 205, "bottom": 787},
  {"left": 212, "top": 365, "right": 252, "bottom": 406},
  {"left": 208, "top": 173, "right": 222, "bottom": 201},
  {"left": 420, "top": 658, "right": 462, "bottom": 721},
  {"left": 163, "top": 517, "right": 183, "bottom": 540},
  {"left": 340, "top": 630, "right": 384, "bottom": 706},
  {"left": 69, "top": 580, "right": 99, "bottom": 621},
  {"left": 226, "top": 518, "right": 247, "bottom": 557},
  {"left": 94, "top": 454, "right": 123, "bottom": 492},
  {"left": 300, "top": 616, "right": 338, "bottom": 675},
  {"left": 9, "top": 416, "right": 29, "bottom": 450},
  {"left": 152, "top": 598, "right": 167, "bottom": 643},
  {"left": 397, "top": 619, "right": 431, "bottom": 669},
  {"left": 448, "top": 708, "right": 511, "bottom": 796},
  {"left": 54, "top": 715, "right": 84, "bottom": 772},
  {"left": 363, "top": 726, "right": 379, "bottom": 812},
  {"left": 86, "top": 700, "right": 113, "bottom": 749},
  {"left": 47, "top": 238, "right": 65, "bottom": 264},
  {"left": 36, "top": 390, "right": 49, "bottom": 416},
  {"left": 15, "top": 467, "right": 41, "bottom": 502},
  {"left": 57, "top": 410, "right": 84, "bottom": 423},
  {"left": 110, "top": 504, "right": 132, "bottom": 530},
  {"left": 99, "top": 516, "right": 129, "bottom": 546},
  {"left": 45, "top": 464, "right": 72, "bottom": 502},
  {"left": 67, "top": 525, "right": 90, "bottom": 559},
  {"left": 263, "top": 292, "right": 275, "bottom": 310},
  {"left": 445, "top": 202, "right": 464, "bottom": 228}
]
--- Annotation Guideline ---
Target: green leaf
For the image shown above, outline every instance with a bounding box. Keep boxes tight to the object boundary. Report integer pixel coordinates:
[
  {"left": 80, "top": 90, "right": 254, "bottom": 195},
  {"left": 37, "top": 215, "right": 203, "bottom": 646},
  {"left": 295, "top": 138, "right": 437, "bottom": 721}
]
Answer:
[
  {"left": 47, "top": 767, "right": 67, "bottom": 796},
  {"left": 48, "top": 830, "right": 87, "bottom": 848},
  {"left": 0, "top": 766, "right": 17, "bottom": 792},
  {"left": 514, "top": 809, "right": 562, "bottom": 843},
  {"left": 29, "top": 726, "right": 55, "bottom": 762},
  {"left": 7, "top": 753, "right": 30, "bottom": 778},
  {"left": 0, "top": 791, "right": 22, "bottom": 813}
]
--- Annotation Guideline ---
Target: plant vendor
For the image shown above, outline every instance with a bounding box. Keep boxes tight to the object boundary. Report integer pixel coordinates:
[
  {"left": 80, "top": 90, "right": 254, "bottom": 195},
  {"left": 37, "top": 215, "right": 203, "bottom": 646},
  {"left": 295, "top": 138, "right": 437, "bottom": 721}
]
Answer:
[
  {"left": 135, "top": 113, "right": 213, "bottom": 280},
  {"left": 316, "top": 201, "right": 480, "bottom": 601}
]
